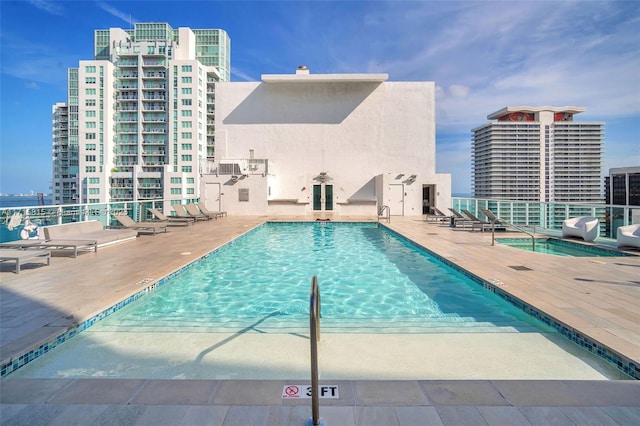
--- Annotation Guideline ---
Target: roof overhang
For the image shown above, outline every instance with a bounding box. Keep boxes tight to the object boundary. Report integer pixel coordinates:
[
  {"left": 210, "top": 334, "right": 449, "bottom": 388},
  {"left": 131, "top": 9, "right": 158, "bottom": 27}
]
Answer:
[
  {"left": 488, "top": 106, "right": 586, "bottom": 119},
  {"left": 261, "top": 73, "right": 388, "bottom": 84}
]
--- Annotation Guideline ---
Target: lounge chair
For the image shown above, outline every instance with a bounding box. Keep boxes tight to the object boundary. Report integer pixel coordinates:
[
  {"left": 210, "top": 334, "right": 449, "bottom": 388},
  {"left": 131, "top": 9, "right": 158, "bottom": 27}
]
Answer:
[
  {"left": 462, "top": 209, "right": 492, "bottom": 232},
  {"left": 172, "top": 204, "right": 208, "bottom": 222},
  {"left": 112, "top": 214, "right": 168, "bottom": 235},
  {"left": 480, "top": 209, "right": 508, "bottom": 231},
  {"left": 448, "top": 208, "right": 475, "bottom": 228},
  {"left": 0, "top": 239, "right": 97, "bottom": 258},
  {"left": 196, "top": 202, "right": 227, "bottom": 219},
  {"left": 184, "top": 203, "right": 213, "bottom": 221},
  {"left": 617, "top": 224, "right": 640, "bottom": 249},
  {"left": 148, "top": 208, "right": 194, "bottom": 226},
  {"left": 562, "top": 216, "right": 599, "bottom": 242},
  {"left": 0, "top": 248, "right": 51, "bottom": 274},
  {"left": 425, "top": 207, "right": 448, "bottom": 223}
]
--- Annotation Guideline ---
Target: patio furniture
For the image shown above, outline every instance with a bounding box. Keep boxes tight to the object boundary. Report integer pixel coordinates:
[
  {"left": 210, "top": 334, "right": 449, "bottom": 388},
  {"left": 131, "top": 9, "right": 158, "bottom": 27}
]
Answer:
[
  {"left": 425, "top": 207, "right": 448, "bottom": 223},
  {"left": 562, "top": 216, "right": 599, "bottom": 242},
  {"left": 196, "top": 202, "right": 227, "bottom": 219},
  {"left": 172, "top": 204, "right": 208, "bottom": 222},
  {"left": 0, "top": 249, "right": 51, "bottom": 274},
  {"left": 183, "top": 204, "right": 211, "bottom": 221},
  {"left": 112, "top": 214, "right": 168, "bottom": 235},
  {"left": 616, "top": 224, "right": 640, "bottom": 249},
  {"left": 148, "top": 208, "right": 194, "bottom": 226}
]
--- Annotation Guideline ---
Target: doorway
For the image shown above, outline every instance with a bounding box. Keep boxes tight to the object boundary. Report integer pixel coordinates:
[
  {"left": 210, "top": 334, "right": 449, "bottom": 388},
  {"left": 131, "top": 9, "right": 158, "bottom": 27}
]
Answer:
[
  {"left": 204, "top": 183, "right": 221, "bottom": 212},
  {"left": 313, "top": 184, "right": 333, "bottom": 211},
  {"left": 386, "top": 184, "right": 404, "bottom": 216},
  {"left": 422, "top": 185, "right": 435, "bottom": 215}
]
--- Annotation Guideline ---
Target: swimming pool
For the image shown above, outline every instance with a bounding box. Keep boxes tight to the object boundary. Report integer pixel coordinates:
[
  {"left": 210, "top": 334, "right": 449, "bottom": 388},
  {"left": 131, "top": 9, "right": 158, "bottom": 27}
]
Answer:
[
  {"left": 496, "top": 237, "right": 630, "bottom": 257},
  {"left": 10, "top": 222, "right": 630, "bottom": 380}
]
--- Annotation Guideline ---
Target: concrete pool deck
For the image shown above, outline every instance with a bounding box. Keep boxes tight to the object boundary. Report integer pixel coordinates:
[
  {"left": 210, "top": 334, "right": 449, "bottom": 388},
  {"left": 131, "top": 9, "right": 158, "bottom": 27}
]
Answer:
[{"left": 1, "top": 215, "right": 639, "bottom": 425}]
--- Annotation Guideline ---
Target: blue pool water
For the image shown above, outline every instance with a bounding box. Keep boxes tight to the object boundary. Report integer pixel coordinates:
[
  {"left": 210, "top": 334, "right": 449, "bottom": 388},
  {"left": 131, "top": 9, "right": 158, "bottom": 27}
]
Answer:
[
  {"left": 496, "top": 237, "right": 629, "bottom": 257},
  {"left": 95, "top": 222, "right": 548, "bottom": 334}
]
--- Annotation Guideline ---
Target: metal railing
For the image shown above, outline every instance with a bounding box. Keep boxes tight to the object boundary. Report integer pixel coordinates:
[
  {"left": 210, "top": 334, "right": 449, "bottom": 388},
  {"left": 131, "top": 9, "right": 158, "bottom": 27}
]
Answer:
[
  {"left": 308, "top": 276, "right": 323, "bottom": 426},
  {"left": 483, "top": 209, "right": 536, "bottom": 250},
  {"left": 0, "top": 198, "right": 200, "bottom": 243},
  {"left": 378, "top": 205, "right": 390, "bottom": 223},
  {"left": 453, "top": 197, "right": 640, "bottom": 242}
]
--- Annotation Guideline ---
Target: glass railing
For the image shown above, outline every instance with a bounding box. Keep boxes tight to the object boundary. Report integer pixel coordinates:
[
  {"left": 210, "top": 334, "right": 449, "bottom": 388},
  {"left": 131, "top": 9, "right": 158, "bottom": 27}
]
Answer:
[
  {"left": 452, "top": 197, "right": 639, "bottom": 242},
  {"left": 0, "top": 198, "right": 199, "bottom": 243}
]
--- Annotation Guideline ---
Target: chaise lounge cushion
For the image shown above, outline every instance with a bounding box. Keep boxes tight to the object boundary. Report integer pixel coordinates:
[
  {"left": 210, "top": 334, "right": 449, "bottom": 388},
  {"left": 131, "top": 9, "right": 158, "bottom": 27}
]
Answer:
[
  {"left": 616, "top": 224, "right": 640, "bottom": 249},
  {"left": 43, "top": 220, "right": 137, "bottom": 246},
  {"left": 562, "top": 216, "right": 599, "bottom": 242}
]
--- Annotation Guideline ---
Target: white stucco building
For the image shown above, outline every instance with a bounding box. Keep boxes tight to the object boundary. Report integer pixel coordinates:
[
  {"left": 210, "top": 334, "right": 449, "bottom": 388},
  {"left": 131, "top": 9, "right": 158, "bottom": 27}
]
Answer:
[{"left": 200, "top": 66, "right": 451, "bottom": 217}]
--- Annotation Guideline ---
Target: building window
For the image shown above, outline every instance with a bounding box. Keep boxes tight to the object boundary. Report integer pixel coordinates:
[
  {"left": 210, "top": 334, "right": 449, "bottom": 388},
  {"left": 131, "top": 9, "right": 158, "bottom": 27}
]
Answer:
[
  {"left": 181, "top": 99, "right": 192, "bottom": 106},
  {"left": 89, "top": 188, "right": 100, "bottom": 194},
  {"left": 181, "top": 110, "right": 192, "bottom": 116},
  {"left": 85, "top": 99, "right": 96, "bottom": 106},
  {"left": 181, "top": 132, "right": 192, "bottom": 139},
  {"left": 85, "top": 66, "right": 96, "bottom": 73},
  {"left": 186, "top": 177, "right": 195, "bottom": 184},
  {"left": 86, "top": 133, "right": 96, "bottom": 140},
  {"left": 85, "top": 77, "right": 96, "bottom": 84},
  {"left": 170, "top": 188, "right": 182, "bottom": 195},
  {"left": 181, "top": 88, "right": 192, "bottom": 95},
  {"left": 181, "top": 166, "right": 192, "bottom": 172},
  {"left": 85, "top": 166, "right": 96, "bottom": 172},
  {"left": 181, "top": 65, "right": 192, "bottom": 72},
  {"left": 181, "top": 155, "right": 192, "bottom": 161},
  {"left": 86, "top": 110, "right": 96, "bottom": 117},
  {"left": 170, "top": 177, "right": 182, "bottom": 184},
  {"left": 181, "top": 143, "right": 192, "bottom": 150},
  {"left": 86, "top": 122, "right": 96, "bottom": 128},
  {"left": 181, "top": 121, "right": 192, "bottom": 128},
  {"left": 86, "top": 144, "right": 96, "bottom": 150},
  {"left": 186, "top": 188, "right": 194, "bottom": 194},
  {"left": 181, "top": 76, "right": 192, "bottom": 83},
  {"left": 85, "top": 155, "right": 96, "bottom": 161},
  {"left": 239, "top": 188, "right": 249, "bottom": 202},
  {"left": 88, "top": 177, "right": 100, "bottom": 184},
  {"left": 85, "top": 88, "right": 96, "bottom": 95}
]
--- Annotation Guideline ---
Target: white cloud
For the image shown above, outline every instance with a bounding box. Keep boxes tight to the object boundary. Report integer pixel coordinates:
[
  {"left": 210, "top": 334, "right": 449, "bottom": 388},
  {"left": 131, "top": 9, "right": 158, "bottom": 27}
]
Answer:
[
  {"left": 27, "top": 0, "right": 63, "bottom": 16},
  {"left": 96, "top": 2, "right": 137, "bottom": 26}
]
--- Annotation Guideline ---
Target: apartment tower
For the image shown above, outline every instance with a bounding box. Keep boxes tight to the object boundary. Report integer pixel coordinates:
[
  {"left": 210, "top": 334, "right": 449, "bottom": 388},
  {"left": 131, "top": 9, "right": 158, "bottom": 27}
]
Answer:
[
  {"left": 472, "top": 106, "right": 604, "bottom": 203},
  {"left": 52, "top": 23, "right": 230, "bottom": 205}
]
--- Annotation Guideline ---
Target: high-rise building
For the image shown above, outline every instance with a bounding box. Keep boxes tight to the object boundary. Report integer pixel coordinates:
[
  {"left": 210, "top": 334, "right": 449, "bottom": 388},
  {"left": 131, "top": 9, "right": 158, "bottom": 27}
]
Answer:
[
  {"left": 472, "top": 106, "right": 604, "bottom": 203},
  {"left": 605, "top": 166, "right": 640, "bottom": 206},
  {"left": 51, "top": 23, "right": 230, "bottom": 205}
]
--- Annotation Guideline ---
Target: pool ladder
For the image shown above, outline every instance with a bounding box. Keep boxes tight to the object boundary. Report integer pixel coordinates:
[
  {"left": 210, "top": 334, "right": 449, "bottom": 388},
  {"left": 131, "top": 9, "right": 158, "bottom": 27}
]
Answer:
[
  {"left": 308, "top": 276, "right": 324, "bottom": 426},
  {"left": 378, "top": 205, "right": 390, "bottom": 223}
]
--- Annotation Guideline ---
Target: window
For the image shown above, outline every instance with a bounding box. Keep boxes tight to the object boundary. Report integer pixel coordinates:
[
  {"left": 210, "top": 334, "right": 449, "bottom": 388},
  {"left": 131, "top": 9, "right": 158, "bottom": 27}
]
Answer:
[
  {"left": 170, "top": 177, "right": 182, "bottom": 184},
  {"left": 170, "top": 188, "right": 182, "bottom": 195},
  {"left": 85, "top": 99, "right": 96, "bottom": 106},
  {"left": 86, "top": 133, "right": 96, "bottom": 140},
  {"left": 181, "top": 143, "right": 192, "bottom": 150},
  {"left": 86, "top": 122, "right": 96, "bottom": 128},
  {"left": 86, "top": 144, "right": 96, "bottom": 150},
  {"left": 181, "top": 76, "right": 192, "bottom": 83},
  {"left": 85, "top": 66, "right": 96, "bottom": 73},
  {"left": 181, "top": 110, "right": 192, "bottom": 116},
  {"left": 88, "top": 177, "right": 100, "bottom": 184},
  {"left": 186, "top": 177, "right": 195, "bottom": 184},
  {"left": 85, "top": 155, "right": 96, "bottom": 161},
  {"left": 186, "top": 188, "right": 195, "bottom": 194},
  {"left": 181, "top": 132, "right": 192, "bottom": 139},
  {"left": 85, "top": 77, "right": 96, "bottom": 84},
  {"left": 85, "top": 166, "right": 96, "bottom": 172},
  {"left": 181, "top": 155, "right": 192, "bottom": 161},
  {"left": 89, "top": 188, "right": 100, "bottom": 194},
  {"left": 85, "top": 88, "right": 96, "bottom": 95},
  {"left": 181, "top": 99, "right": 192, "bottom": 106},
  {"left": 181, "top": 121, "right": 192, "bottom": 128},
  {"left": 181, "top": 65, "right": 192, "bottom": 72},
  {"left": 181, "top": 88, "right": 192, "bottom": 95},
  {"left": 181, "top": 166, "right": 192, "bottom": 172},
  {"left": 86, "top": 111, "right": 96, "bottom": 117}
]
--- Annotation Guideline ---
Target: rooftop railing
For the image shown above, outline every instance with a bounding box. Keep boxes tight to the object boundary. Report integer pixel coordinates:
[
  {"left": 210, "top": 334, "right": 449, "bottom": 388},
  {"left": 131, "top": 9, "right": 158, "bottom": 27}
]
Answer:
[
  {"left": 0, "top": 198, "right": 198, "bottom": 243},
  {"left": 452, "top": 197, "right": 639, "bottom": 242}
]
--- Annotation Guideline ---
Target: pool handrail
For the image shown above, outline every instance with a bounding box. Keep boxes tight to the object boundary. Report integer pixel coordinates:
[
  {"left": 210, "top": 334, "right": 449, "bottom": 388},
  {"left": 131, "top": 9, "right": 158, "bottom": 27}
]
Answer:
[
  {"left": 378, "top": 205, "right": 390, "bottom": 223},
  {"left": 483, "top": 209, "right": 536, "bottom": 251},
  {"left": 308, "top": 276, "right": 323, "bottom": 426}
]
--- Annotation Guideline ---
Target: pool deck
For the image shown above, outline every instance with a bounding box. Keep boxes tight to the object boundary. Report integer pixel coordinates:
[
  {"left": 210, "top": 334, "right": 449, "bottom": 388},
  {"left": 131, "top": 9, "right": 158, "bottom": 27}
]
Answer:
[{"left": 1, "top": 215, "right": 639, "bottom": 425}]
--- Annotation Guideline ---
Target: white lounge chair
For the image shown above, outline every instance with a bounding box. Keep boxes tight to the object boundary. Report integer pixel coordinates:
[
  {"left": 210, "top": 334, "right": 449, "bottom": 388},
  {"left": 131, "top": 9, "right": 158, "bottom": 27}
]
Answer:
[
  {"left": 148, "top": 208, "right": 194, "bottom": 226},
  {"left": 112, "top": 214, "right": 168, "bottom": 235},
  {"left": 616, "top": 224, "right": 640, "bottom": 249},
  {"left": 562, "top": 216, "right": 599, "bottom": 242}
]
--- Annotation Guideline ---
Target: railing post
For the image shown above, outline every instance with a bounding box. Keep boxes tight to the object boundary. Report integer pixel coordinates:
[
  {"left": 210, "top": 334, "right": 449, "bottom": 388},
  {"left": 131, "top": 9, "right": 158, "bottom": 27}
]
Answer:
[{"left": 307, "top": 276, "right": 324, "bottom": 426}]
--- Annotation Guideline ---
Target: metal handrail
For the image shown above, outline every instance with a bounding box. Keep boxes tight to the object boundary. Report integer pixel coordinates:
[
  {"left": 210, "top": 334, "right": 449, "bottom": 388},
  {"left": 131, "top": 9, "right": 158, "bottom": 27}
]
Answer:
[
  {"left": 488, "top": 214, "right": 536, "bottom": 251},
  {"left": 308, "top": 276, "right": 322, "bottom": 426},
  {"left": 378, "top": 205, "right": 390, "bottom": 223}
]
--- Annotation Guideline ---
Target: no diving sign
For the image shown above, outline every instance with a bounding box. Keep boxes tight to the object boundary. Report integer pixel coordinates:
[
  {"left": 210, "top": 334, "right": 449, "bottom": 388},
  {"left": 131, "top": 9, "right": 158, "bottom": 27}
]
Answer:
[{"left": 282, "top": 384, "right": 339, "bottom": 399}]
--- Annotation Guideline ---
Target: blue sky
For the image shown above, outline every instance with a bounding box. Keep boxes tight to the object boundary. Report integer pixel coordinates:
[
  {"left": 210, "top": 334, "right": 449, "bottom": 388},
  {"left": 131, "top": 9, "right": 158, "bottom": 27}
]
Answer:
[{"left": 1, "top": 0, "right": 639, "bottom": 195}]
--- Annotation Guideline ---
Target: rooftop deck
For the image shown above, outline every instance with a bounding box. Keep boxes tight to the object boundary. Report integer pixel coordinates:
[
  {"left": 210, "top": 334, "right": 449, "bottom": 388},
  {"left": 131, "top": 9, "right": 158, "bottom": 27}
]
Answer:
[{"left": 1, "top": 215, "right": 639, "bottom": 425}]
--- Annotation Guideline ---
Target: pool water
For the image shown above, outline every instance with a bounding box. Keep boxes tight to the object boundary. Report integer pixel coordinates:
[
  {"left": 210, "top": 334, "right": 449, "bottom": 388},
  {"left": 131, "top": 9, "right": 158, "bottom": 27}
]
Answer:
[
  {"left": 496, "top": 237, "right": 628, "bottom": 257},
  {"left": 96, "top": 222, "right": 545, "bottom": 334}
]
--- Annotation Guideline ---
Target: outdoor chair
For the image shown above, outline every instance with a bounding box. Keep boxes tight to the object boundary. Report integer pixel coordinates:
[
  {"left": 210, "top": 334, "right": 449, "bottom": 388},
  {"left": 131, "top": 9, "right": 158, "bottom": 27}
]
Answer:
[{"left": 562, "top": 216, "right": 599, "bottom": 242}]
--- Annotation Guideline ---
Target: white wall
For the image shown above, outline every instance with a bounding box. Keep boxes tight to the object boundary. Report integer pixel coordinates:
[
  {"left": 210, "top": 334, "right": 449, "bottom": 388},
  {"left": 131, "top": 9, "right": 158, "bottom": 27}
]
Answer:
[{"left": 204, "top": 71, "right": 450, "bottom": 216}]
